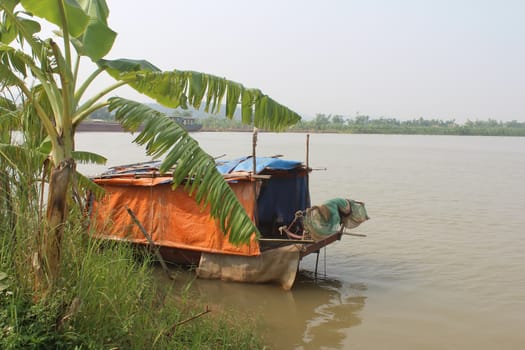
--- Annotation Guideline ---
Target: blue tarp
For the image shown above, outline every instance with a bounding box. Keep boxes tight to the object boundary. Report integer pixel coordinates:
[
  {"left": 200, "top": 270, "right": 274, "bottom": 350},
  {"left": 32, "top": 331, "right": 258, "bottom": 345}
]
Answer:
[
  {"left": 257, "top": 174, "right": 310, "bottom": 234},
  {"left": 103, "top": 157, "right": 301, "bottom": 176},
  {"left": 216, "top": 157, "right": 309, "bottom": 233},
  {"left": 216, "top": 157, "right": 302, "bottom": 174}
]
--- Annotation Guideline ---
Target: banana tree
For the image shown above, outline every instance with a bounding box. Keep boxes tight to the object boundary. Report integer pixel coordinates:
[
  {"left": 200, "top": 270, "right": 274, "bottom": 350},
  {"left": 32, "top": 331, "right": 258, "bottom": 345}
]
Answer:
[
  {"left": 0, "top": 89, "right": 105, "bottom": 245},
  {"left": 0, "top": 0, "right": 301, "bottom": 294}
]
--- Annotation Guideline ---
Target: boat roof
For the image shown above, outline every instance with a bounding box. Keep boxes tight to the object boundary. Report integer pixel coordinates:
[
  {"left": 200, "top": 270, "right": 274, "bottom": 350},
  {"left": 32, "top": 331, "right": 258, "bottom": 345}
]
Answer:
[
  {"left": 97, "top": 156, "right": 303, "bottom": 179},
  {"left": 216, "top": 156, "right": 302, "bottom": 174}
]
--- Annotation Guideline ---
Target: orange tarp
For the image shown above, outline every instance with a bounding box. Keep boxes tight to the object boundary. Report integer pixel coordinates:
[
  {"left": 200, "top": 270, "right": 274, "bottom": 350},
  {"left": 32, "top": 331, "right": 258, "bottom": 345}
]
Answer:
[{"left": 90, "top": 177, "right": 260, "bottom": 256}]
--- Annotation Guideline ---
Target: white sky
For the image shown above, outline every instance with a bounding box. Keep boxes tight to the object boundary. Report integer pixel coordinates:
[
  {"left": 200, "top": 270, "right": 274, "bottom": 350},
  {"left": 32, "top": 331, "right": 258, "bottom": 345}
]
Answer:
[{"left": 80, "top": 0, "right": 524, "bottom": 121}]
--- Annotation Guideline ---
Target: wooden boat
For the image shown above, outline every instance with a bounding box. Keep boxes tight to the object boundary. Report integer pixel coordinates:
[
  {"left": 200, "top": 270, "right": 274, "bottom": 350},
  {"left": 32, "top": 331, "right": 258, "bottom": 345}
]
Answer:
[
  {"left": 88, "top": 156, "right": 367, "bottom": 289},
  {"left": 77, "top": 116, "right": 202, "bottom": 132}
]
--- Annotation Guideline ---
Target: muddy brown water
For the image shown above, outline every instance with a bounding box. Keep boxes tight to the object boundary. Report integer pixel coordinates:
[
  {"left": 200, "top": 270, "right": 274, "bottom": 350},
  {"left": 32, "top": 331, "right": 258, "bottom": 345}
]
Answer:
[{"left": 77, "top": 132, "right": 525, "bottom": 349}]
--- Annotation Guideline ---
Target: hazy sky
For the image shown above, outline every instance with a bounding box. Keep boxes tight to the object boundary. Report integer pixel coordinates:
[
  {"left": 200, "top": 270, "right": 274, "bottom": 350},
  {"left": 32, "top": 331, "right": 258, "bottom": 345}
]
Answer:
[{"left": 86, "top": 0, "right": 524, "bottom": 121}]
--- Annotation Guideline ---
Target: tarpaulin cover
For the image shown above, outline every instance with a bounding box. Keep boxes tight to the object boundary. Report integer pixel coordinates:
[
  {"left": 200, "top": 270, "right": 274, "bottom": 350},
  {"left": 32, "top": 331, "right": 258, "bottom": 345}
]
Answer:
[
  {"left": 217, "top": 157, "right": 302, "bottom": 174},
  {"left": 91, "top": 177, "right": 260, "bottom": 256},
  {"left": 257, "top": 174, "right": 310, "bottom": 234},
  {"left": 90, "top": 157, "right": 308, "bottom": 256},
  {"left": 218, "top": 157, "right": 309, "bottom": 234}
]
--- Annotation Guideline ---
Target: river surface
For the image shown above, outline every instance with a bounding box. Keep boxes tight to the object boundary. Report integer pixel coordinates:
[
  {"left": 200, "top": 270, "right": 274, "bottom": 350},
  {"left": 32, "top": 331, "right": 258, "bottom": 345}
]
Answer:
[{"left": 76, "top": 132, "right": 525, "bottom": 349}]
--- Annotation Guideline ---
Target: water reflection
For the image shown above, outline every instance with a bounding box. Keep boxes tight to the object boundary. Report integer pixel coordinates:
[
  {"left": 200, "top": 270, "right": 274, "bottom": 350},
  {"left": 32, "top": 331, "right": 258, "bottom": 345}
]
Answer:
[
  {"left": 161, "top": 267, "right": 366, "bottom": 349},
  {"left": 293, "top": 272, "right": 366, "bottom": 350}
]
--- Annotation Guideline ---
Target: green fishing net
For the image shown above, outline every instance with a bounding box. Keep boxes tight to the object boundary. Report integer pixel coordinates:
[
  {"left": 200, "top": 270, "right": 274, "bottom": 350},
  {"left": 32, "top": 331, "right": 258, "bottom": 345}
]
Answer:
[{"left": 304, "top": 198, "right": 369, "bottom": 241}]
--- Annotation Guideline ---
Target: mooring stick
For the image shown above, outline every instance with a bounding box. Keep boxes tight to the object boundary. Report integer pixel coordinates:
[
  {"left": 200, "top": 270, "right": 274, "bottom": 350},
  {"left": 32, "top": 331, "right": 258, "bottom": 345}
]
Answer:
[
  {"left": 166, "top": 305, "right": 211, "bottom": 338},
  {"left": 126, "top": 207, "right": 173, "bottom": 280},
  {"left": 175, "top": 305, "right": 211, "bottom": 328}
]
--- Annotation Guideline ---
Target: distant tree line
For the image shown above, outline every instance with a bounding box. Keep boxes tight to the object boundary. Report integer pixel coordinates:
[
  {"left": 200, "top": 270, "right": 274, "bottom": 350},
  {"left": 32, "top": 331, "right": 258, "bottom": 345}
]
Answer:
[
  {"left": 88, "top": 107, "right": 114, "bottom": 121},
  {"left": 200, "top": 116, "right": 252, "bottom": 131},
  {"left": 89, "top": 108, "right": 525, "bottom": 136},
  {"left": 287, "top": 114, "right": 525, "bottom": 136}
]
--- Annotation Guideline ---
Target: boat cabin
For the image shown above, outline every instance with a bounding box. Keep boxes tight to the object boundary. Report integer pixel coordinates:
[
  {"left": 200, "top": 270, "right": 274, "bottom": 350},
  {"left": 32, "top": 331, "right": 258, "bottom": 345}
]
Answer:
[{"left": 88, "top": 156, "right": 364, "bottom": 289}]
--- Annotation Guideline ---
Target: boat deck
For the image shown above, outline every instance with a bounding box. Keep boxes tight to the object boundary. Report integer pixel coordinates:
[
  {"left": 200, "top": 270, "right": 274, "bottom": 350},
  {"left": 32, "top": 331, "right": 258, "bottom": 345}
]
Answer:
[
  {"left": 151, "top": 231, "right": 343, "bottom": 267},
  {"left": 259, "top": 231, "right": 343, "bottom": 258}
]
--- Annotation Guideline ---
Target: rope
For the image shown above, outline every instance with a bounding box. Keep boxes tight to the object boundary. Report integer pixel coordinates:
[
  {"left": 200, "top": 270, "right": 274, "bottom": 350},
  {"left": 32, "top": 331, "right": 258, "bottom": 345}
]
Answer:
[{"left": 278, "top": 210, "right": 307, "bottom": 240}]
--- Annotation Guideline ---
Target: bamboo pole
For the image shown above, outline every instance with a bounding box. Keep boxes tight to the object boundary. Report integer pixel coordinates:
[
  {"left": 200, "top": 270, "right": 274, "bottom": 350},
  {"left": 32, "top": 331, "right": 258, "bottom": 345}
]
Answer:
[
  {"left": 252, "top": 127, "right": 258, "bottom": 225},
  {"left": 259, "top": 238, "right": 315, "bottom": 244},
  {"left": 306, "top": 134, "right": 310, "bottom": 205},
  {"left": 126, "top": 207, "right": 173, "bottom": 280},
  {"left": 343, "top": 232, "right": 367, "bottom": 237},
  {"left": 306, "top": 133, "right": 310, "bottom": 169},
  {"left": 166, "top": 305, "right": 211, "bottom": 337}
]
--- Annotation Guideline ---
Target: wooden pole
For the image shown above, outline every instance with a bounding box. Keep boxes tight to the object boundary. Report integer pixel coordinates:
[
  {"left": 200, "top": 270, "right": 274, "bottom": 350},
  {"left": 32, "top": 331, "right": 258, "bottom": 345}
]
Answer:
[
  {"left": 306, "top": 133, "right": 310, "bottom": 170},
  {"left": 314, "top": 250, "right": 320, "bottom": 279},
  {"left": 126, "top": 207, "right": 173, "bottom": 280},
  {"left": 166, "top": 305, "right": 211, "bottom": 337},
  {"left": 252, "top": 127, "right": 258, "bottom": 225},
  {"left": 306, "top": 134, "right": 311, "bottom": 205},
  {"left": 173, "top": 305, "right": 210, "bottom": 328},
  {"left": 343, "top": 232, "right": 367, "bottom": 237},
  {"left": 259, "top": 238, "right": 315, "bottom": 244},
  {"left": 252, "top": 127, "right": 258, "bottom": 173}
]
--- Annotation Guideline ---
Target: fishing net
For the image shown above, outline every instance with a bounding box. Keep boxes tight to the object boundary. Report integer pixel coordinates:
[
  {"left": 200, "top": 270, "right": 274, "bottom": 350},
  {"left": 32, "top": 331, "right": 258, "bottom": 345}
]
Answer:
[
  {"left": 303, "top": 198, "right": 369, "bottom": 241},
  {"left": 344, "top": 200, "right": 370, "bottom": 228}
]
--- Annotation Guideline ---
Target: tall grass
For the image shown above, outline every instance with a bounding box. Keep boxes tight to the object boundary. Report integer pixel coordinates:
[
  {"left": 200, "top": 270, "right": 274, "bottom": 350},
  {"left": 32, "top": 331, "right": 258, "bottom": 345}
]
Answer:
[{"left": 0, "top": 203, "right": 263, "bottom": 349}]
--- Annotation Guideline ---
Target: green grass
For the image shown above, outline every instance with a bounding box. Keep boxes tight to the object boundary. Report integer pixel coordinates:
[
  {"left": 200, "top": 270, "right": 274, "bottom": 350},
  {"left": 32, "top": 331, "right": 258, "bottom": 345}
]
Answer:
[{"left": 0, "top": 206, "right": 264, "bottom": 349}]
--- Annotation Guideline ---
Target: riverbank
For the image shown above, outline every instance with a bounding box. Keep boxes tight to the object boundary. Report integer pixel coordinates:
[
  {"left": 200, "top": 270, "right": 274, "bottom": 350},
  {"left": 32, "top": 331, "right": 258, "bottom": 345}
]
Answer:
[{"left": 0, "top": 209, "right": 263, "bottom": 349}]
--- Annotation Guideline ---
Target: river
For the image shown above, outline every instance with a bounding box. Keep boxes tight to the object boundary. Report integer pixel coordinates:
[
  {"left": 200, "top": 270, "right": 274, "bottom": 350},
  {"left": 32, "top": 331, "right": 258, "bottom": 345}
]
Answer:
[{"left": 76, "top": 132, "right": 525, "bottom": 349}]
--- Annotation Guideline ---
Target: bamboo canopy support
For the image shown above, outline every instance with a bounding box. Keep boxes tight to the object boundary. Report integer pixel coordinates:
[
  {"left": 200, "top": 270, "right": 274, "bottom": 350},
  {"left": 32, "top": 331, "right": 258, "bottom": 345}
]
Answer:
[
  {"left": 126, "top": 207, "right": 173, "bottom": 280},
  {"left": 252, "top": 127, "right": 258, "bottom": 225},
  {"left": 259, "top": 238, "right": 315, "bottom": 244},
  {"left": 306, "top": 134, "right": 310, "bottom": 205}
]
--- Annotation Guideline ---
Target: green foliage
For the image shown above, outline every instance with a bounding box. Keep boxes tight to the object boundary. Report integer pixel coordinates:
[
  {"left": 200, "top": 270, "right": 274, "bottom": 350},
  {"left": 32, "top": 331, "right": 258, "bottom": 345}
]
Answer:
[
  {"left": 0, "top": 288, "right": 86, "bottom": 349},
  {"left": 0, "top": 206, "right": 264, "bottom": 349},
  {"left": 21, "top": 0, "right": 89, "bottom": 38},
  {"left": 201, "top": 115, "right": 252, "bottom": 131},
  {"left": 20, "top": 0, "right": 116, "bottom": 61},
  {"left": 86, "top": 106, "right": 113, "bottom": 121},
  {"left": 98, "top": 59, "right": 301, "bottom": 131},
  {"left": 72, "top": 0, "right": 116, "bottom": 60}
]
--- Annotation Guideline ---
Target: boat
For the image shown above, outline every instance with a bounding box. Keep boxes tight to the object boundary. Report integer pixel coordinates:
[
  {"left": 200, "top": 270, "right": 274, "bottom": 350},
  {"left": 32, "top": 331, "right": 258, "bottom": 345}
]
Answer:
[
  {"left": 87, "top": 149, "right": 368, "bottom": 289},
  {"left": 169, "top": 116, "right": 203, "bottom": 132},
  {"left": 77, "top": 117, "right": 202, "bottom": 132}
]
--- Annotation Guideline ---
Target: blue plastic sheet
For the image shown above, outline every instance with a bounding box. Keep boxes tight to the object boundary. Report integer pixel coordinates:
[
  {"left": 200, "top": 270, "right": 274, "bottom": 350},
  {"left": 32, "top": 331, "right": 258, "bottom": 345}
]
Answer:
[{"left": 216, "top": 157, "right": 302, "bottom": 174}]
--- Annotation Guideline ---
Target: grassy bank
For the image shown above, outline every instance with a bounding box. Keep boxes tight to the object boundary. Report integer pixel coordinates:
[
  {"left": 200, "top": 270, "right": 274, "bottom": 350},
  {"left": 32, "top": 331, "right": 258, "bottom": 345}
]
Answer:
[{"left": 0, "top": 207, "right": 263, "bottom": 349}]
